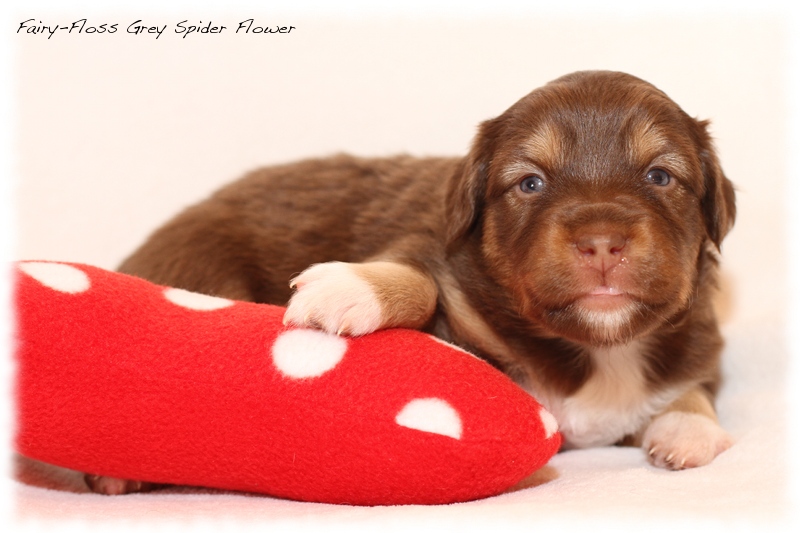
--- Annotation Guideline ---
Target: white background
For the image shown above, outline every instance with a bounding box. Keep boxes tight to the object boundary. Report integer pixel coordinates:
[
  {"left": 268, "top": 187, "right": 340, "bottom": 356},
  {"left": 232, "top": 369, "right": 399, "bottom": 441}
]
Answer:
[{"left": 2, "top": 1, "right": 799, "bottom": 531}]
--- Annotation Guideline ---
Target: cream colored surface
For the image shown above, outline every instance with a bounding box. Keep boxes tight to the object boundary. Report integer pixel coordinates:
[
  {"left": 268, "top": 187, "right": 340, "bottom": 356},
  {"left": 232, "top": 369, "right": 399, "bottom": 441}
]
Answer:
[{"left": 10, "top": 8, "right": 792, "bottom": 532}]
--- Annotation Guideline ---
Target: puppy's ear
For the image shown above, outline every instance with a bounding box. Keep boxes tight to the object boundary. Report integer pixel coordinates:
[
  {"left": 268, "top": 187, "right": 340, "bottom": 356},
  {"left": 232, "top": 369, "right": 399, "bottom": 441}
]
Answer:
[
  {"left": 697, "top": 120, "right": 736, "bottom": 249},
  {"left": 445, "top": 117, "right": 501, "bottom": 248}
]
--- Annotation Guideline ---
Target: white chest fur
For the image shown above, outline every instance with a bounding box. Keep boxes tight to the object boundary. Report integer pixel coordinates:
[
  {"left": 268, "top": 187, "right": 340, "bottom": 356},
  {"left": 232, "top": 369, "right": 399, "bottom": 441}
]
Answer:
[{"left": 535, "top": 340, "right": 681, "bottom": 449}]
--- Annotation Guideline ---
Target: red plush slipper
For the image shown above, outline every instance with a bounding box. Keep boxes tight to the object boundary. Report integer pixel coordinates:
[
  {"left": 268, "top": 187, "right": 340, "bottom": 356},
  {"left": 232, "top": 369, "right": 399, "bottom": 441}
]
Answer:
[{"left": 15, "top": 261, "right": 560, "bottom": 505}]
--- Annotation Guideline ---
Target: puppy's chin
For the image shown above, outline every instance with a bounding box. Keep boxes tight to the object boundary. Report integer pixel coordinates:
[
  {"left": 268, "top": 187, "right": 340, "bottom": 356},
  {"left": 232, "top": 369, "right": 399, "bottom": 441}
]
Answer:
[{"left": 543, "top": 296, "right": 645, "bottom": 347}]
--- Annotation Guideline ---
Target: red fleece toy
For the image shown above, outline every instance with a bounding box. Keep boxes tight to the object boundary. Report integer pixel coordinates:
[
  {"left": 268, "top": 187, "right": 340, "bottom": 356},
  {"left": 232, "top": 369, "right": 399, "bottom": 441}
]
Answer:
[{"left": 14, "top": 261, "right": 560, "bottom": 505}]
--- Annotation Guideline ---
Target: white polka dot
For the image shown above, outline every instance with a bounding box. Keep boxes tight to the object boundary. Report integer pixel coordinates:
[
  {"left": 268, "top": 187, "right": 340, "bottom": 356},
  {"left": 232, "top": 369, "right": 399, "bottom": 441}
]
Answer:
[
  {"left": 395, "top": 398, "right": 462, "bottom": 440},
  {"left": 272, "top": 329, "right": 348, "bottom": 379},
  {"left": 18, "top": 262, "right": 90, "bottom": 294},
  {"left": 539, "top": 407, "right": 559, "bottom": 439},
  {"left": 163, "top": 288, "right": 234, "bottom": 311}
]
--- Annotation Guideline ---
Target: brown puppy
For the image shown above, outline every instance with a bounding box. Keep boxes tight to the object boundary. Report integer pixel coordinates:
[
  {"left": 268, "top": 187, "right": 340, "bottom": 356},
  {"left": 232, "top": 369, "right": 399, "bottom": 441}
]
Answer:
[{"left": 89, "top": 71, "right": 735, "bottom": 493}]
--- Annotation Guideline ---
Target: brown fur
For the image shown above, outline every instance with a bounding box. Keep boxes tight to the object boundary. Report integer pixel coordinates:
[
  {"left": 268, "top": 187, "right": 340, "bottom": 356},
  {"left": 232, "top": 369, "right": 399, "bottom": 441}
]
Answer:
[
  {"left": 100, "top": 70, "right": 735, "bottom": 493},
  {"left": 353, "top": 262, "right": 438, "bottom": 330}
]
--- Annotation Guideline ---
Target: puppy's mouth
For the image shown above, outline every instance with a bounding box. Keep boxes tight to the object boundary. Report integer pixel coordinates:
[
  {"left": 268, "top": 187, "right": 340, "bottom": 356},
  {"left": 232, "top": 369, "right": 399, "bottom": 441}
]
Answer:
[
  {"left": 576, "top": 286, "right": 632, "bottom": 312},
  {"left": 532, "top": 284, "right": 648, "bottom": 346},
  {"left": 523, "top": 272, "right": 677, "bottom": 346}
]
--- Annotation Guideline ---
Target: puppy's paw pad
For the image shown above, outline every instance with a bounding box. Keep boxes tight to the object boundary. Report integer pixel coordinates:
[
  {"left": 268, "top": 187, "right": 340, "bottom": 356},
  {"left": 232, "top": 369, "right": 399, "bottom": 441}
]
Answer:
[
  {"left": 85, "top": 474, "right": 156, "bottom": 495},
  {"left": 284, "top": 262, "right": 383, "bottom": 336},
  {"left": 643, "top": 412, "right": 733, "bottom": 470}
]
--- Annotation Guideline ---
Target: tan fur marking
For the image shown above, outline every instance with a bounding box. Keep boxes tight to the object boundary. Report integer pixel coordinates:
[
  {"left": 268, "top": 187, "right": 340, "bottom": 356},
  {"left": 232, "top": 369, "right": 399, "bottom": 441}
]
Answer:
[
  {"left": 628, "top": 122, "right": 692, "bottom": 178},
  {"left": 658, "top": 387, "right": 718, "bottom": 421},
  {"left": 628, "top": 120, "right": 669, "bottom": 162},
  {"left": 651, "top": 153, "right": 693, "bottom": 181},
  {"left": 626, "top": 386, "right": 718, "bottom": 447},
  {"left": 436, "top": 271, "right": 518, "bottom": 367},
  {"left": 355, "top": 261, "right": 438, "bottom": 329},
  {"left": 524, "top": 123, "right": 563, "bottom": 168}
]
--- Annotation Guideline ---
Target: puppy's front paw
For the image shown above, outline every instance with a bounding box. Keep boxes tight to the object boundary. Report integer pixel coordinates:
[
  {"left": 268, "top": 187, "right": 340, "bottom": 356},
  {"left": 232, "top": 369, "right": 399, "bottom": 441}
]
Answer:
[
  {"left": 284, "top": 262, "right": 383, "bottom": 336},
  {"left": 642, "top": 411, "right": 733, "bottom": 470},
  {"left": 84, "top": 474, "right": 161, "bottom": 495}
]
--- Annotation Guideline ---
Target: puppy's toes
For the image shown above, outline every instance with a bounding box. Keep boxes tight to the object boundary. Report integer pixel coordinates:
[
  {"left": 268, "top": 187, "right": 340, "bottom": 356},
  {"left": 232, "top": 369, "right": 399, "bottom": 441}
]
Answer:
[
  {"left": 642, "top": 411, "right": 733, "bottom": 470},
  {"left": 84, "top": 474, "right": 162, "bottom": 495},
  {"left": 284, "top": 262, "right": 383, "bottom": 336}
]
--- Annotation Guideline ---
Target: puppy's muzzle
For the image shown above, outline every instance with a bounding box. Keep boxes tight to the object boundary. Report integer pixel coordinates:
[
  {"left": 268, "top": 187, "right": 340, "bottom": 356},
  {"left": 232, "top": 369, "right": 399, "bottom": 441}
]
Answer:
[{"left": 562, "top": 203, "right": 640, "bottom": 267}]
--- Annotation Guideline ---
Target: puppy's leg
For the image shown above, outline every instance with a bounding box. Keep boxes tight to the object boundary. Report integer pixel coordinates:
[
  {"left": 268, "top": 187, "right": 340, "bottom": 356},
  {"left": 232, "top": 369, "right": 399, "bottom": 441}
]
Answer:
[
  {"left": 284, "top": 261, "right": 438, "bottom": 336},
  {"left": 84, "top": 474, "right": 165, "bottom": 495},
  {"left": 642, "top": 387, "right": 733, "bottom": 470}
]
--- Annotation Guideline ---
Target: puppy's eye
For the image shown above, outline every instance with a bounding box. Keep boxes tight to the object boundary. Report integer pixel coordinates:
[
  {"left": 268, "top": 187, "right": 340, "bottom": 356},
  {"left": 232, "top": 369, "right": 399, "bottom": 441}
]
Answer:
[
  {"left": 519, "top": 175, "right": 544, "bottom": 194},
  {"left": 645, "top": 168, "right": 671, "bottom": 187}
]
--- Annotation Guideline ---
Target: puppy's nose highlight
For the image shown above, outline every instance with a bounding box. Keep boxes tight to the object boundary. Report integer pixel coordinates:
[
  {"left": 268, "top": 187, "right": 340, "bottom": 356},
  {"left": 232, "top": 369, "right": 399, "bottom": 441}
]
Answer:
[{"left": 575, "top": 233, "right": 626, "bottom": 271}]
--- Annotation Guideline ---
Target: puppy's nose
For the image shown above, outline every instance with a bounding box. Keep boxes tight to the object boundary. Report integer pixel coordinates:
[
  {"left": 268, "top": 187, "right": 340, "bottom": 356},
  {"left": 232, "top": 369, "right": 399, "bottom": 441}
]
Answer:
[{"left": 575, "top": 232, "right": 627, "bottom": 272}]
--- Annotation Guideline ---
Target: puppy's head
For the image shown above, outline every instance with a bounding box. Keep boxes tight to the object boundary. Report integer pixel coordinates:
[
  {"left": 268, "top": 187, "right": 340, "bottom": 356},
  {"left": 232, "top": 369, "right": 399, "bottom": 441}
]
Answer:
[{"left": 447, "top": 71, "right": 736, "bottom": 346}]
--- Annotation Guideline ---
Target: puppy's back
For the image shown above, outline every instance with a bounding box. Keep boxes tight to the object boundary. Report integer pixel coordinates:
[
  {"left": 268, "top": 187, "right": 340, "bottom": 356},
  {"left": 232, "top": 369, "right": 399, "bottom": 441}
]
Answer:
[{"left": 119, "top": 154, "right": 456, "bottom": 303}]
